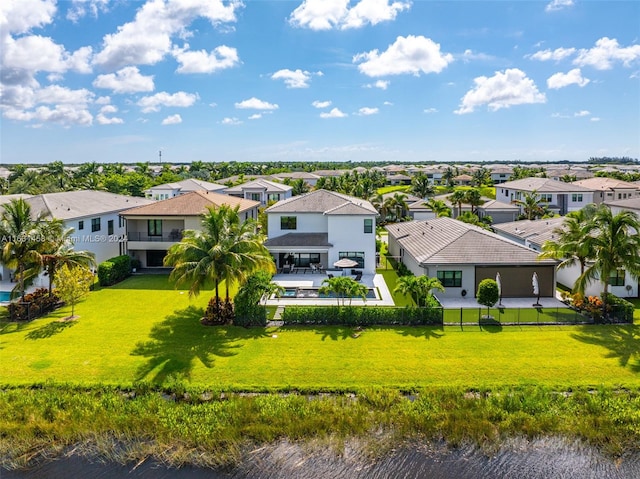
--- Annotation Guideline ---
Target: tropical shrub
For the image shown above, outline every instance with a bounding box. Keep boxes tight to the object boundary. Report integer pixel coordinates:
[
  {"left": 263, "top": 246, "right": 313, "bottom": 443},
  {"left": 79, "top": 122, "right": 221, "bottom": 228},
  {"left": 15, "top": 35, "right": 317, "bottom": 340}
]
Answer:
[
  {"left": 601, "top": 293, "right": 634, "bottom": 323},
  {"left": 282, "top": 306, "right": 443, "bottom": 326},
  {"left": 97, "top": 255, "right": 131, "bottom": 286},
  {"left": 202, "top": 298, "right": 234, "bottom": 325},
  {"left": 7, "top": 288, "right": 61, "bottom": 321}
]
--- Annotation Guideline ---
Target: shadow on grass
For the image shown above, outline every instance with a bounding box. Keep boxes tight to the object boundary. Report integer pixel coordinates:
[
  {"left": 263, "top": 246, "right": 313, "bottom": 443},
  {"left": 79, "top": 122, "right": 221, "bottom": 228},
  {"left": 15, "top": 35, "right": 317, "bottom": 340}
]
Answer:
[
  {"left": 395, "top": 326, "right": 445, "bottom": 340},
  {"left": 571, "top": 325, "right": 640, "bottom": 373},
  {"left": 131, "top": 305, "right": 268, "bottom": 383},
  {"left": 24, "top": 319, "right": 77, "bottom": 340}
]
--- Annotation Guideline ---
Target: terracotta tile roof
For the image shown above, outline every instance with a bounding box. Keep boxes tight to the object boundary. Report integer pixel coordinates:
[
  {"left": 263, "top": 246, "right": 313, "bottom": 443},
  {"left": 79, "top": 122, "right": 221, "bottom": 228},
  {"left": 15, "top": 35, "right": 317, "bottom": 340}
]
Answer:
[
  {"left": 572, "top": 177, "right": 640, "bottom": 191},
  {"left": 120, "top": 191, "right": 258, "bottom": 216},
  {"left": 386, "top": 217, "right": 557, "bottom": 266}
]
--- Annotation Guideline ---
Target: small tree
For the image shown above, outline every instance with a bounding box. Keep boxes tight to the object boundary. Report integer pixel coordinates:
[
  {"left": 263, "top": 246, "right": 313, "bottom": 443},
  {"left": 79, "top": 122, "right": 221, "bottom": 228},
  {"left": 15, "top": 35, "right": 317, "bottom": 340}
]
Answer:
[
  {"left": 54, "top": 264, "right": 94, "bottom": 319},
  {"left": 477, "top": 279, "right": 499, "bottom": 319},
  {"left": 319, "top": 276, "right": 367, "bottom": 306}
]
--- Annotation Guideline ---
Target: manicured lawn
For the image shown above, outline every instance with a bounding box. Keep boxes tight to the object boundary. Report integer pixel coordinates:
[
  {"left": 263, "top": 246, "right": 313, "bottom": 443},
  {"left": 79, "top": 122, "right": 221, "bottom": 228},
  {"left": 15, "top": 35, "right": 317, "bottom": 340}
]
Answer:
[
  {"left": 377, "top": 267, "right": 415, "bottom": 307},
  {"left": 1, "top": 275, "right": 639, "bottom": 390},
  {"left": 376, "top": 185, "right": 411, "bottom": 195},
  {"left": 443, "top": 306, "right": 590, "bottom": 324}
]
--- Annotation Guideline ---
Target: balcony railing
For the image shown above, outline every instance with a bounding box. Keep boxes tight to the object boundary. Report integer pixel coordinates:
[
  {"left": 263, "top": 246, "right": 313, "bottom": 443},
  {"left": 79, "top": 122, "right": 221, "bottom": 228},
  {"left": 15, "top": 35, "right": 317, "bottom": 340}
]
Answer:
[{"left": 127, "top": 231, "right": 183, "bottom": 242}]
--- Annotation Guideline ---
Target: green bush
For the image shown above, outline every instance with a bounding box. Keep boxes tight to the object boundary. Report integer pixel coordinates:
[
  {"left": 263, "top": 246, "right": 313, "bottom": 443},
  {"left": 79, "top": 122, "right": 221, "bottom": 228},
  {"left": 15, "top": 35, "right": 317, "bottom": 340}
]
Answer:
[
  {"left": 282, "top": 306, "right": 443, "bottom": 326},
  {"left": 602, "top": 293, "right": 634, "bottom": 323},
  {"left": 7, "top": 288, "right": 61, "bottom": 321},
  {"left": 234, "top": 304, "right": 267, "bottom": 327},
  {"left": 97, "top": 255, "right": 131, "bottom": 286}
]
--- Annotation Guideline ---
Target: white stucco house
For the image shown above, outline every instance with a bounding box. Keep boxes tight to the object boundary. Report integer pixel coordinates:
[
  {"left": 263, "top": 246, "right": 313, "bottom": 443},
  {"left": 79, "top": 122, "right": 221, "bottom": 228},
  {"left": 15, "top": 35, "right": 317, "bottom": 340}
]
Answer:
[
  {"left": 386, "top": 218, "right": 558, "bottom": 299},
  {"left": 263, "top": 189, "right": 378, "bottom": 274},
  {"left": 120, "top": 191, "right": 259, "bottom": 268},
  {"left": 492, "top": 218, "right": 639, "bottom": 299},
  {"left": 572, "top": 177, "right": 640, "bottom": 205},
  {"left": 144, "top": 178, "right": 227, "bottom": 200},
  {"left": 224, "top": 178, "right": 293, "bottom": 206},
  {"left": 495, "top": 177, "right": 594, "bottom": 216}
]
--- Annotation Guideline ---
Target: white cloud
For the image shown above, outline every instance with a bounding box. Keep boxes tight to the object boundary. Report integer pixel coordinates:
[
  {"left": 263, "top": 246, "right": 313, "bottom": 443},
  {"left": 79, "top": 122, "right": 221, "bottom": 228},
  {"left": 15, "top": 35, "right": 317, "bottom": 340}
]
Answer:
[
  {"left": 137, "top": 91, "right": 198, "bottom": 113},
  {"left": 93, "top": 66, "right": 155, "bottom": 93},
  {"left": 161, "top": 114, "right": 182, "bottom": 125},
  {"left": 172, "top": 44, "right": 239, "bottom": 73},
  {"left": 320, "top": 107, "right": 347, "bottom": 118},
  {"left": 354, "top": 35, "right": 453, "bottom": 77},
  {"left": 34, "top": 85, "right": 95, "bottom": 107},
  {"left": 364, "top": 80, "right": 389, "bottom": 89},
  {"left": 547, "top": 68, "right": 590, "bottom": 89},
  {"left": 4, "top": 104, "right": 93, "bottom": 126},
  {"left": 573, "top": 37, "right": 640, "bottom": 70},
  {"left": 461, "top": 49, "right": 494, "bottom": 62},
  {"left": 528, "top": 47, "right": 576, "bottom": 62},
  {"left": 2, "top": 35, "right": 92, "bottom": 74},
  {"left": 289, "top": 0, "right": 410, "bottom": 31},
  {"left": 221, "top": 117, "right": 242, "bottom": 125},
  {"left": 93, "top": 0, "right": 240, "bottom": 69},
  {"left": 96, "top": 104, "right": 124, "bottom": 125},
  {"left": 357, "top": 107, "right": 378, "bottom": 115},
  {"left": 312, "top": 100, "right": 332, "bottom": 108},
  {"left": 423, "top": 108, "right": 438, "bottom": 114},
  {"left": 248, "top": 113, "right": 262, "bottom": 120},
  {"left": 66, "top": 0, "right": 110, "bottom": 22},
  {"left": 272, "top": 69, "right": 313, "bottom": 88},
  {"left": 590, "top": 117, "right": 601, "bottom": 122},
  {"left": 545, "top": 0, "right": 574, "bottom": 12},
  {"left": 574, "top": 110, "right": 590, "bottom": 117},
  {"left": 235, "top": 97, "right": 279, "bottom": 110},
  {"left": 0, "top": 0, "right": 56, "bottom": 34},
  {"left": 455, "top": 68, "right": 546, "bottom": 114},
  {"left": 95, "top": 96, "right": 111, "bottom": 105},
  {"left": 383, "top": 101, "right": 393, "bottom": 106}
]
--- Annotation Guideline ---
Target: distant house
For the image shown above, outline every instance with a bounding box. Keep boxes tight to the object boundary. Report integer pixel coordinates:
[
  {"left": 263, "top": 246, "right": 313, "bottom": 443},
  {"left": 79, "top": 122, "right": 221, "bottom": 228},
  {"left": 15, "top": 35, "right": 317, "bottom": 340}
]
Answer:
[
  {"left": 264, "top": 189, "right": 378, "bottom": 274},
  {"left": 386, "top": 218, "right": 557, "bottom": 299},
  {"left": 453, "top": 174, "right": 473, "bottom": 186},
  {"left": 489, "top": 166, "right": 514, "bottom": 184},
  {"left": 476, "top": 199, "right": 520, "bottom": 224},
  {"left": 120, "top": 191, "right": 259, "bottom": 268},
  {"left": 605, "top": 196, "right": 640, "bottom": 216},
  {"left": 572, "top": 177, "right": 640, "bottom": 204},
  {"left": 144, "top": 178, "right": 226, "bottom": 200},
  {"left": 224, "top": 178, "right": 293, "bottom": 206},
  {"left": 493, "top": 218, "right": 639, "bottom": 298},
  {"left": 270, "top": 172, "right": 321, "bottom": 187},
  {"left": 386, "top": 173, "right": 412, "bottom": 185},
  {"left": 495, "top": 177, "right": 594, "bottom": 215}
]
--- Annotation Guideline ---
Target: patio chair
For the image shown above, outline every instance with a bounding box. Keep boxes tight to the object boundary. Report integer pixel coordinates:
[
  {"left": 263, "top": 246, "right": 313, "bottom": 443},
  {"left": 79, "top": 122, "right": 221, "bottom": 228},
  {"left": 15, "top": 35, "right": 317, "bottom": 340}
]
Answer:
[
  {"left": 354, "top": 273, "right": 362, "bottom": 282},
  {"left": 310, "top": 263, "right": 317, "bottom": 272},
  {"left": 327, "top": 274, "right": 334, "bottom": 279}
]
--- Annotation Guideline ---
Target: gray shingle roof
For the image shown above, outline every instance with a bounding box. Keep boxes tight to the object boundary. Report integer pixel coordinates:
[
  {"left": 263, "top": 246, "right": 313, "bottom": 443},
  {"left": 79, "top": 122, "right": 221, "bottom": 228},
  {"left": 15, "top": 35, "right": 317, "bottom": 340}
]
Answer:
[
  {"left": 145, "top": 178, "right": 226, "bottom": 193},
  {"left": 263, "top": 233, "right": 332, "bottom": 248},
  {"left": 491, "top": 217, "right": 567, "bottom": 248},
  {"left": 386, "top": 217, "right": 556, "bottom": 266},
  {"left": 498, "top": 177, "right": 593, "bottom": 193},
  {"left": 224, "top": 178, "right": 292, "bottom": 194},
  {"left": 25, "top": 190, "right": 153, "bottom": 220},
  {"left": 478, "top": 199, "right": 520, "bottom": 211},
  {"left": 265, "top": 189, "right": 377, "bottom": 215}
]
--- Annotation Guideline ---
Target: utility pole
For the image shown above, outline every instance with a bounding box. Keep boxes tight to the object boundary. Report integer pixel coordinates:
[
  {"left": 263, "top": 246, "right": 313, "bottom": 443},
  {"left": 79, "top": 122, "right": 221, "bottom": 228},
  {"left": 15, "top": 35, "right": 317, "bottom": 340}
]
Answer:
[{"left": 158, "top": 150, "right": 162, "bottom": 163}]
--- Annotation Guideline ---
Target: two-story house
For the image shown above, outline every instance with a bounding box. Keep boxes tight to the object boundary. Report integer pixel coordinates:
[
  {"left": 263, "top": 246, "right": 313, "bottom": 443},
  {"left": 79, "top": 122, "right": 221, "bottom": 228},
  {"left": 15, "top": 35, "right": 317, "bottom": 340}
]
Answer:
[
  {"left": 572, "top": 177, "right": 640, "bottom": 204},
  {"left": 224, "top": 179, "right": 293, "bottom": 206},
  {"left": 263, "top": 190, "right": 378, "bottom": 274},
  {"left": 120, "top": 191, "right": 259, "bottom": 268},
  {"left": 144, "top": 178, "right": 227, "bottom": 200},
  {"left": 495, "top": 177, "right": 594, "bottom": 215}
]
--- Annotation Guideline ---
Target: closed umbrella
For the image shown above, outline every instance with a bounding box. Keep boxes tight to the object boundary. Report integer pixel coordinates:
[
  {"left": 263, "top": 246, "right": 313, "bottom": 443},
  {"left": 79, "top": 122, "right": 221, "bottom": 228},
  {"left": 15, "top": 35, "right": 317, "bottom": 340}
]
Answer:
[
  {"left": 532, "top": 272, "right": 541, "bottom": 306},
  {"left": 496, "top": 272, "right": 502, "bottom": 306}
]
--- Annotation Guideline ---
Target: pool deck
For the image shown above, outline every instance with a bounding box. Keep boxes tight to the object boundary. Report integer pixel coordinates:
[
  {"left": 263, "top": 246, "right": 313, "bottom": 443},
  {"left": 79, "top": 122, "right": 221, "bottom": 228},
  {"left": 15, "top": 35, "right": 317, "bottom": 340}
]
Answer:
[{"left": 265, "top": 272, "right": 395, "bottom": 306}]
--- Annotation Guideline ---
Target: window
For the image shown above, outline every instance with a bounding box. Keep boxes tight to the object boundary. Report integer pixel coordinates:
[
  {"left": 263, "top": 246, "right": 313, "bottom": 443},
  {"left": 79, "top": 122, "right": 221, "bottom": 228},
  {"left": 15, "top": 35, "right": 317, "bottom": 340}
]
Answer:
[
  {"left": 267, "top": 193, "right": 281, "bottom": 202},
  {"left": 148, "top": 219, "right": 162, "bottom": 237},
  {"left": 364, "top": 218, "right": 373, "bottom": 234},
  {"left": 572, "top": 194, "right": 583, "bottom": 202},
  {"left": 339, "top": 252, "right": 365, "bottom": 268},
  {"left": 609, "top": 269, "right": 626, "bottom": 286},
  {"left": 91, "top": 218, "right": 101, "bottom": 232},
  {"left": 250, "top": 193, "right": 261, "bottom": 201},
  {"left": 107, "top": 220, "right": 114, "bottom": 235},
  {"left": 437, "top": 270, "right": 462, "bottom": 287},
  {"left": 78, "top": 220, "right": 84, "bottom": 230},
  {"left": 281, "top": 216, "right": 297, "bottom": 230},
  {"left": 539, "top": 194, "right": 552, "bottom": 203}
]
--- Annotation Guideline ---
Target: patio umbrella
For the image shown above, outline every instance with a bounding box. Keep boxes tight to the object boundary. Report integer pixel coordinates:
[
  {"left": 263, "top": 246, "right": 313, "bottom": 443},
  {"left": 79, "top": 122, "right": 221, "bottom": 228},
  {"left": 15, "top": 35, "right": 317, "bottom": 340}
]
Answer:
[
  {"left": 532, "top": 272, "right": 541, "bottom": 306},
  {"left": 333, "top": 258, "right": 359, "bottom": 275},
  {"left": 496, "top": 272, "right": 502, "bottom": 306}
]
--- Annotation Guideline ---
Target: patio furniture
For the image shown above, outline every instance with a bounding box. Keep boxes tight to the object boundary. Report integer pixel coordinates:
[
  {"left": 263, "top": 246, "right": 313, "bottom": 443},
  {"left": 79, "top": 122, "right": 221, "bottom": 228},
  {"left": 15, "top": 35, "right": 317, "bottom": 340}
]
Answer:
[
  {"left": 327, "top": 274, "right": 334, "bottom": 279},
  {"left": 354, "top": 273, "right": 362, "bottom": 282}
]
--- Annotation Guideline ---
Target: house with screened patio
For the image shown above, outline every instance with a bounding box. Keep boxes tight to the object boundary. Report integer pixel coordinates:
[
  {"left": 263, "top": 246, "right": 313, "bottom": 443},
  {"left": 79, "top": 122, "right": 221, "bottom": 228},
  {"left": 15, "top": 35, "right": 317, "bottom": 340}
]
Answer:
[{"left": 263, "top": 189, "right": 378, "bottom": 274}]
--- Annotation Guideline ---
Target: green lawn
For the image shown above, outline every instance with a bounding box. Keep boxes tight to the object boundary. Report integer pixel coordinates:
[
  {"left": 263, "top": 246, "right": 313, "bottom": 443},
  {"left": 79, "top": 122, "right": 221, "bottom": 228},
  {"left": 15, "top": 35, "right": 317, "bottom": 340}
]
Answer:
[
  {"left": 1, "top": 275, "right": 639, "bottom": 390},
  {"left": 376, "top": 185, "right": 411, "bottom": 195}
]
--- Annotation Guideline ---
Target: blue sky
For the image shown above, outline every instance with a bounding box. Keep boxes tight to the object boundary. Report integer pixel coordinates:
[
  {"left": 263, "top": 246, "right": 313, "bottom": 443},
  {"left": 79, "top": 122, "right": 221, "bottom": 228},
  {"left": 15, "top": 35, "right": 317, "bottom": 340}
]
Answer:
[{"left": 1, "top": 0, "right": 639, "bottom": 164}]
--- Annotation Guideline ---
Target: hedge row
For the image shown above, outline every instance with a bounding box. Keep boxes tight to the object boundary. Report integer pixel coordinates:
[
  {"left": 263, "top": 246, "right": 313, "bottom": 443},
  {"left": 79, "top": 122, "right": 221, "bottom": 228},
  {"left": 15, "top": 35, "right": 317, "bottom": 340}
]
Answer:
[
  {"left": 234, "top": 304, "right": 267, "bottom": 327},
  {"left": 282, "top": 306, "right": 443, "bottom": 326},
  {"left": 602, "top": 293, "right": 635, "bottom": 323},
  {"left": 97, "top": 255, "right": 131, "bottom": 286}
]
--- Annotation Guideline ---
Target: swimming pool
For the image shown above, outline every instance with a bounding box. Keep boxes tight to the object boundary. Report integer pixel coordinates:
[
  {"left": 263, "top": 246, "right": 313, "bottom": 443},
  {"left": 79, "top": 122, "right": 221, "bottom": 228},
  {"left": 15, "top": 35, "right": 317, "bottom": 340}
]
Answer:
[
  {"left": 280, "top": 287, "right": 378, "bottom": 299},
  {"left": 0, "top": 291, "right": 11, "bottom": 302}
]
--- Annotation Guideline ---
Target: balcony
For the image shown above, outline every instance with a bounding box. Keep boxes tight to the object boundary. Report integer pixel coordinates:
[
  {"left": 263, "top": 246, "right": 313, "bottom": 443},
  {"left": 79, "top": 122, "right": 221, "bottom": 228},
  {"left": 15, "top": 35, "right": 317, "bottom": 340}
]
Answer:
[{"left": 128, "top": 230, "right": 183, "bottom": 242}]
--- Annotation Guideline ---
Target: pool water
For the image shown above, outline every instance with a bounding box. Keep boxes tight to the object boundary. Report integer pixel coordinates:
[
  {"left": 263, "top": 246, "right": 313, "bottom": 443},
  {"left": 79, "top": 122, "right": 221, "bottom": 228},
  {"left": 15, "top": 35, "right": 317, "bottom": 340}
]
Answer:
[
  {"left": 0, "top": 291, "right": 11, "bottom": 302},
  {"left": 282, "top": 287, "right": 377, "bottom": 299}
]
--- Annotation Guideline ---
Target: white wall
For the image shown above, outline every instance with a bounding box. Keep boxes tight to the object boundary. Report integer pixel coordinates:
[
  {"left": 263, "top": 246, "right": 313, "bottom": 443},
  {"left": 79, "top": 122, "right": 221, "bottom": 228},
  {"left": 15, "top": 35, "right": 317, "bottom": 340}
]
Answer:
[
  {"left": 557, "top": 264, "right": 638, "bottom": 298},
  {"left": 68, "top": 212, "right": 127, "bottom": 265},
  {"left": 268, "top": 212, "right": 328, "bottom": 238},
  {"left": 425, "top": 265, "right": 476, "bottom": 298},
  {"left": 327, "top": 215, "right": 376, "bottom": 274}
]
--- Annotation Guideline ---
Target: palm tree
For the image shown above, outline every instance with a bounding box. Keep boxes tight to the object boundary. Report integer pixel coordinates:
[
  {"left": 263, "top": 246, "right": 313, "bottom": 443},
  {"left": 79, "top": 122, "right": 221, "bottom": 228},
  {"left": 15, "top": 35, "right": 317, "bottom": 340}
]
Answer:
[
  {"left": 575, "top": 205, "right": 640, "bottom": 319},
  {"left": 538, "top": 204, "right": 597, "bottom": 277},
  {"left": 424, "top": 199, "right": 451, "bottom": 218},
  {"left": 164, "top": 204, "right": 275, "bottom": 321},
  {"left": 0, "top": 199, "right": 48, "bottom": 299},
  {"left": 291, "top": 178, "right": 309, "bottom": 196},
  {"left": 463, "top": 188, "right": 484, "bottom": 214},
  {"left": 394, "top": 275, "right": 444, "bottom": 307},
  {"left": 385, "top": 193, "right": 409, "bottom": 222},
  {"left": 449, "top": 190, "right": 467, "bottom": 218},
  {"left": 457, "top": 211, "right": 491, "bottom": 230},
  {"left": 319, "top": 276, "right": 367, "bottom": 306},
  {"left": 442, "top": 167, "right": 455, "bottom": 187},
  {"left": 39, "top": 226, "right": 96, "bottom": 295},
  {"left": 411, "top": 174, "right": 434, "bottom": 199},
  {"left": 514, "top": 190, "right": 545, "bottom": 220},
  {"left": 369, "top": 193, "right": 388, "bottom": 223}
]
